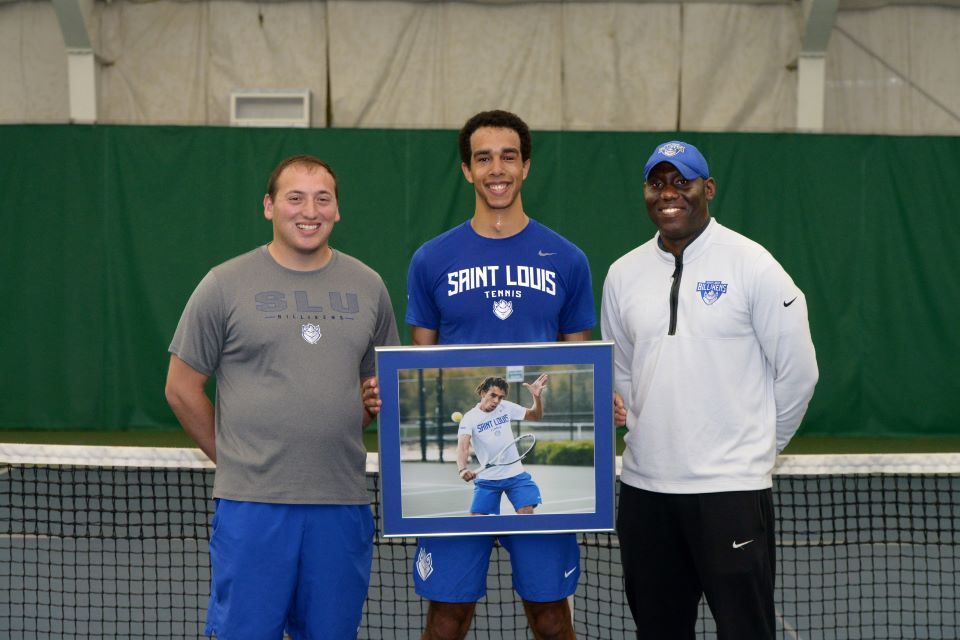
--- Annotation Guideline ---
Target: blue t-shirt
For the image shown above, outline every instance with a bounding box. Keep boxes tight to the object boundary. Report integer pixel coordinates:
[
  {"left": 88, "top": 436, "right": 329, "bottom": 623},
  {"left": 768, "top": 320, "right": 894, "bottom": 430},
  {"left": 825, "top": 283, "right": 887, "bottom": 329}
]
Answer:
[{"left": 406, "top": 219, "right": 595, "bottom": 343}]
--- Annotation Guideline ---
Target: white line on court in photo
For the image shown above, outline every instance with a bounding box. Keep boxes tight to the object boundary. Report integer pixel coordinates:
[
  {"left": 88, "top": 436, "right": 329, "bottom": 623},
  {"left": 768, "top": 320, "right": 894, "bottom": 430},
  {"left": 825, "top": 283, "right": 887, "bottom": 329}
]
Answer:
[{"left": 402, "top": 486, "right": 466, "bottom": 496}]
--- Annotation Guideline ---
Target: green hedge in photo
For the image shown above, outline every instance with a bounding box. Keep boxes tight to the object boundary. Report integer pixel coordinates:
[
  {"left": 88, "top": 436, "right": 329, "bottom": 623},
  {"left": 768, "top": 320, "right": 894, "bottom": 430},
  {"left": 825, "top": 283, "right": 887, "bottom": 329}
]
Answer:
[{"left": 527, "top": 440, "right": 595, "bottom": 466}]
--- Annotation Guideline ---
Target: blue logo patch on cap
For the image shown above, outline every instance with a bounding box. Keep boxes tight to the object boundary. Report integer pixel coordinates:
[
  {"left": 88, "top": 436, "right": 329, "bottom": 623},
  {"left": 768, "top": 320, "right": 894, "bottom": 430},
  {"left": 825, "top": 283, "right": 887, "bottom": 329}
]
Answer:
[{"left": 658, "top": 142, "right": 687, "bottom": 158}]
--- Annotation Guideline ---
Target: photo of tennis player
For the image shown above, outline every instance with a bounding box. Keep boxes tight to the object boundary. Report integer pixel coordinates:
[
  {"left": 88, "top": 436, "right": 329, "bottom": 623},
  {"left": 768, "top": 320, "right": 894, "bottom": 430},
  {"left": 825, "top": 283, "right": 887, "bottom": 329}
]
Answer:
[
  {"left": 393, "top": 359, "right": 599, "bottom": 525},
  {"left": 457, "top": 375, "right": 547, "bottom": 515}
]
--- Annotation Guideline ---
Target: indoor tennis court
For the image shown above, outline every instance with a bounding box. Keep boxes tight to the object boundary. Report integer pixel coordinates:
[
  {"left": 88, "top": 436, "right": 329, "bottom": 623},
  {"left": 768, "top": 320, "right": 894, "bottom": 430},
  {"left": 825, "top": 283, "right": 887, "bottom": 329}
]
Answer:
[{"left": 3, "top": 1, "right": 960, "bottom": 637}]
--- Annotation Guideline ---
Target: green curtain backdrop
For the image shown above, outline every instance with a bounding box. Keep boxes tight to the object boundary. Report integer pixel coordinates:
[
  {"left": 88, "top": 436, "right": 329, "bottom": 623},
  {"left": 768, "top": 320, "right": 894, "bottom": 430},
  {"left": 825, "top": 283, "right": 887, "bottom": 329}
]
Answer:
[{"left": 1, "top": 125, "right": 957, "bottom": 437}]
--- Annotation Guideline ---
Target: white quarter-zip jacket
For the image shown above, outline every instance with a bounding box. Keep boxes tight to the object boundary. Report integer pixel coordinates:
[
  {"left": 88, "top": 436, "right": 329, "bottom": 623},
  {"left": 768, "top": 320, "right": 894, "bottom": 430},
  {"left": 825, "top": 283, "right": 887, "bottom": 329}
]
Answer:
[{"left": 601, "top": 219, "right": 818, "bottom": 494}]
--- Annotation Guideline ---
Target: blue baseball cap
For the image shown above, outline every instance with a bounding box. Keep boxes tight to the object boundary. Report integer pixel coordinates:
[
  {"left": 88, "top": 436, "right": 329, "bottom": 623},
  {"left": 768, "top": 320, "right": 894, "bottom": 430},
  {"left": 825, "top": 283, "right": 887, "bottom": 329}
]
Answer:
[{"left": 643, "top": 141, "right": 710, "bottom": 181}]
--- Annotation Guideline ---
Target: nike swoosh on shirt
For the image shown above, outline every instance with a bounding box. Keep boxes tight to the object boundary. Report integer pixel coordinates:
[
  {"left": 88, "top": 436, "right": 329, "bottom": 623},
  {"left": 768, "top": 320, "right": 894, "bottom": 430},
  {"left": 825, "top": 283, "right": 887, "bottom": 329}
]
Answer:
[
  {"left": 564, "top": 567, "right": 577, "bottom": 578},
  {"left": 783, "top": 297, "right": 797, "bottom": 307},
  {"left": 732, "top": 540, "right": 755, "bottom": 549},
  {"left": 538, "top": 250, "right": 557, "bottom": 257}
]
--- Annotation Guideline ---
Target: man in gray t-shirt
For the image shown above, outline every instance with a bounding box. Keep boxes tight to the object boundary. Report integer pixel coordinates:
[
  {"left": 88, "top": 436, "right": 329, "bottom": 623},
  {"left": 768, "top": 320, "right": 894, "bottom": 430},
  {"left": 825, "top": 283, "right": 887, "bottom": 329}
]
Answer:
[{"left": 166, "top": 155, "right": 399, "bottom": 640}]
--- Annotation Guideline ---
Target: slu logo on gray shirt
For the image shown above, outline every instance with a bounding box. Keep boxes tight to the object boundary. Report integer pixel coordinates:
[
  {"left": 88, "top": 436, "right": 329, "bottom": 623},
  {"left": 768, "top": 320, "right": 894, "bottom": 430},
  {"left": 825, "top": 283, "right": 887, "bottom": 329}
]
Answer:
[{"left": 255, "top": 290, "right": 360, "bottom": 314}]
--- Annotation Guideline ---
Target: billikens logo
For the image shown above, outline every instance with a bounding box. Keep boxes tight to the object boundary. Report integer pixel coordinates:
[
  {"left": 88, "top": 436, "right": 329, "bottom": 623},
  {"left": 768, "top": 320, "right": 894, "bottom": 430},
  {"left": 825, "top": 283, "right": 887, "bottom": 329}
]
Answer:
[
  {"left": 255, "top": 290, "right": 360, "bottom": 343},
  {"left": 493, "top": 299, "right": 513, "bottom": 320},
  {"left": 416, "top": 547, "right": 434, "bottom": 580},
  {"left": 301, "top": 323, "right": 322, "bottom": 344},
  {"left": 658, "top": 142, "right": 686, "bottom": 157},
  {"left": 696, "top": 281, "right": 728, "bottom": 305}
]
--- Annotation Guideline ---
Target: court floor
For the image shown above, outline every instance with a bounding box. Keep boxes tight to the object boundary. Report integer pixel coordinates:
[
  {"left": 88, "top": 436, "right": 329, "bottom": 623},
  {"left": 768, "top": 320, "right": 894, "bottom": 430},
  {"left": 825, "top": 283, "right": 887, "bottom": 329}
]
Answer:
[{"left": 400, "top": 462, "right": 595, "bottom": 518}]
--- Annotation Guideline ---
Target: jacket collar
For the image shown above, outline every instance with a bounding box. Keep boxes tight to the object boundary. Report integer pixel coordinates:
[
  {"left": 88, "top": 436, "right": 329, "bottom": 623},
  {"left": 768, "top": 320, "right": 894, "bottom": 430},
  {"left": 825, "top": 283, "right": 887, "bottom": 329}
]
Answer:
[{"left": 655, "top": 218, "right": 717, "bottom": 264}]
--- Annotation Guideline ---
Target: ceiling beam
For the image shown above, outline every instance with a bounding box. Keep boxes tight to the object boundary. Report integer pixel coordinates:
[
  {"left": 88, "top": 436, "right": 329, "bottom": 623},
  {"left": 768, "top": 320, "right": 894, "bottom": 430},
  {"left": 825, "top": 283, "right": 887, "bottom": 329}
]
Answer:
[
  {"left": 50, "top": 0, "right": 97, "bottom": 123},
  {"left": 797, "top": 0, "right": 839, "bottom": 131}
]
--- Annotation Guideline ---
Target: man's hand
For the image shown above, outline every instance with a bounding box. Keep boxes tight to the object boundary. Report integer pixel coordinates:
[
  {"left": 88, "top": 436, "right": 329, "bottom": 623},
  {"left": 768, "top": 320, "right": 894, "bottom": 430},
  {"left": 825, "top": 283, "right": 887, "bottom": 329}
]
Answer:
[
  {"left": 361, "top": 377, "right": 382, "bottom": 427},
  {"left": 522, "top": 373, "right": 549, "bottom": 398},
  {"left": 522, "top": 374, "right": 548, "bottom": 421},
  {"left": 614, "top": 391, "right": 627, "bottom": 427},
  {"left": 458, "top": 468, "right": 477, "bottom": 482}
]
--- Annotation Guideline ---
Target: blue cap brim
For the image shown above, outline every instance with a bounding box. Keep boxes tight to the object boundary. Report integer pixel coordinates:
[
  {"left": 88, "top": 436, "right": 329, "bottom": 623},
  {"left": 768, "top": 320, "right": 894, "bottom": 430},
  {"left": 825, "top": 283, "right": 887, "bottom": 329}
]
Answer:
[{"left": 643, "top": 159, "right": 703, "bottom": 181}]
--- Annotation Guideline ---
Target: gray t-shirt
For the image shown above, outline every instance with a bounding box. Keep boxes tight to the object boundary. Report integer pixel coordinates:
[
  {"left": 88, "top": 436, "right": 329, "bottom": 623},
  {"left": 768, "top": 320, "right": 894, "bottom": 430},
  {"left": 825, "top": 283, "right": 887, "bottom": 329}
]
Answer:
[{"left": 169, "top": 246, "right": 399, "bottom": 504}]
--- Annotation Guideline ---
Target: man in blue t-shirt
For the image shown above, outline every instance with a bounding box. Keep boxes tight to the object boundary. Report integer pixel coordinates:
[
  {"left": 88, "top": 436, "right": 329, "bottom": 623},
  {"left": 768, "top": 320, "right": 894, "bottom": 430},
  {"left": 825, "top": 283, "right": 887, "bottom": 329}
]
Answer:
[{"left": 405, "top": 110, "right": 594, "bottom": 639}]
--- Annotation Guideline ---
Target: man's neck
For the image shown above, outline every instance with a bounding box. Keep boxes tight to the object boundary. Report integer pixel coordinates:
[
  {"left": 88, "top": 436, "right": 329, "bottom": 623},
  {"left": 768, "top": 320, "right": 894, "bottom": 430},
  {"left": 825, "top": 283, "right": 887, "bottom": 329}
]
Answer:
[
  {"left": 471, "top": 201, "right": 528, "bottom": 239},
  {"left": 267, "top": 243, "right": 334, "bottom": 271},
  {"left": 659, "top": 217, "right": 711, "bottom": 258}
]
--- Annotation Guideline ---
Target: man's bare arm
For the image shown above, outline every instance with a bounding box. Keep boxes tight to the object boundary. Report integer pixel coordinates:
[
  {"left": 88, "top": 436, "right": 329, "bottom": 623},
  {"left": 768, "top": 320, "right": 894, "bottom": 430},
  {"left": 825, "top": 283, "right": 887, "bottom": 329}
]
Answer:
[
  {"left": 165, "top": 355, "right": 216, "bottom": 462},
  {"left": 457, "top": 434, "right": 476, "bottom": 482},
  {"left": 411, "top": 325, "right": 439, "bottom": 346}
]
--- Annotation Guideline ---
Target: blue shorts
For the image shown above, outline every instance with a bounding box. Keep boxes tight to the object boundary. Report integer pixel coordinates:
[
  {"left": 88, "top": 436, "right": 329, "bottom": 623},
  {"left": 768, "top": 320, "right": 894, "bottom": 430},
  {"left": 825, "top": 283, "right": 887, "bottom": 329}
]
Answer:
[
  {"left": 413, "top": 533, "right": 580, "bottom": 603},
  {"left": 471, "top": 472, "right": 542, "bottom": 514},
  {"left": 205, "top": 499, "right": 374, "bottom": 639}
]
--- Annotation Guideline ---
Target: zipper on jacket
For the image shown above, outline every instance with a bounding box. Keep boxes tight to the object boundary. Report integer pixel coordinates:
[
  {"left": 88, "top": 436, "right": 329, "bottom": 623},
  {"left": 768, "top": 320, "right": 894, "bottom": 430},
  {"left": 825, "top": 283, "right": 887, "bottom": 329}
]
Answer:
[{"left": 669, "top": 253, "right": 682, "bottom": 335}]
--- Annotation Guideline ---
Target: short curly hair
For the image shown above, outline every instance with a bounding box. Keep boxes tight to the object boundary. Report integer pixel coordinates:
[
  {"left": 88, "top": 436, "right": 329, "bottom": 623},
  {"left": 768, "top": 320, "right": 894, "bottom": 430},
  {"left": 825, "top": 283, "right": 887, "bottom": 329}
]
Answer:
[{"left": 458, "top": 110, "right": 532, "bottom": 166}]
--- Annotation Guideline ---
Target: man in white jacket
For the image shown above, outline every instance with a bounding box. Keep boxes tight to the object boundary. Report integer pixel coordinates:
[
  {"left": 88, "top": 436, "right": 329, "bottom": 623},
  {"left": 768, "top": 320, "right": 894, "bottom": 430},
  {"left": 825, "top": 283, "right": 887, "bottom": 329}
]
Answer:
[{"left": 601, "top": 140, "right": 818, "bottom": 639}]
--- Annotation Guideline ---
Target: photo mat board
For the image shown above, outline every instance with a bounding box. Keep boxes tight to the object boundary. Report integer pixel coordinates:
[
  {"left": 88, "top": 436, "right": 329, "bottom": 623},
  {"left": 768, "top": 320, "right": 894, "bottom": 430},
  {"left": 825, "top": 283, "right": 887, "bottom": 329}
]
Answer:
[{"left": 376, "top": 341, "right": 614, "bottom": 537}]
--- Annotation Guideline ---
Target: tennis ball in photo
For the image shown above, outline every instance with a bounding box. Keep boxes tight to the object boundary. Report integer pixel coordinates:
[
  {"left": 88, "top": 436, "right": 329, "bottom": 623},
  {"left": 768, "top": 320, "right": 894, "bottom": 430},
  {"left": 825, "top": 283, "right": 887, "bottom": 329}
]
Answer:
[{"left": 451, "top": 411, "right": 463, "bottom": 423}]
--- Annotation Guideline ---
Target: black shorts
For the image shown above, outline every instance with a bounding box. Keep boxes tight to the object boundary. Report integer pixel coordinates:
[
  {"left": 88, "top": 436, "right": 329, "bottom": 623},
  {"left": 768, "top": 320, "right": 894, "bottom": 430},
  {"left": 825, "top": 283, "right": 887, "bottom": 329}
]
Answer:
[{"left": 616, "top": 484, "right": 776, "bottom": 640}]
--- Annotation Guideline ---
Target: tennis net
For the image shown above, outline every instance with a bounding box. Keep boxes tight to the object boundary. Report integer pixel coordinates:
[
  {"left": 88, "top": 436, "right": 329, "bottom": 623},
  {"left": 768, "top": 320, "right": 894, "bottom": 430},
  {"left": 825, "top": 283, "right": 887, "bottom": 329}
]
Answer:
[{"left": 1, "top": 444, "right": 958, "bottom": 639}]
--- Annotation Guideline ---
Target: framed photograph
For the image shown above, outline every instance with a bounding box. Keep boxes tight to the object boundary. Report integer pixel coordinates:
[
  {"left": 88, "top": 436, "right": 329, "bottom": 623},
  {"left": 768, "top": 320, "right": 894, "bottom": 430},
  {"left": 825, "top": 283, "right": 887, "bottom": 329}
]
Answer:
[{"left": 375, "top": 341, "right": 614, "bottom": 537}]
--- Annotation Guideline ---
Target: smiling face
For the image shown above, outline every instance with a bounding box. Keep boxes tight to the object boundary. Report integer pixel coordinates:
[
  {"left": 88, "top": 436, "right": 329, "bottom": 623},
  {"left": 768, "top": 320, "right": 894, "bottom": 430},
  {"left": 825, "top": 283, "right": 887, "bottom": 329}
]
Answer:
[
  {"left": 644, "top": 161, "right": 716, "bottom": 256},
  {"left": 462, "top": 126, "right": 530, "bottom": 215},
  {"left": 263, "top": 163, "right": 340, "bottom": 270},
  {"left": 478, "top": 385, "right": 508, "bottom": 412}
]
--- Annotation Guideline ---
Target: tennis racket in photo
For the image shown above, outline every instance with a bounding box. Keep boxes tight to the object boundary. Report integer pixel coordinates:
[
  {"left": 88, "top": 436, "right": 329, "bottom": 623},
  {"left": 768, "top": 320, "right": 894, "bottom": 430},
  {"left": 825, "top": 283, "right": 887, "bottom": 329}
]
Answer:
[{"left": 472, "top": 433, "right": 537, "bottom": 479}]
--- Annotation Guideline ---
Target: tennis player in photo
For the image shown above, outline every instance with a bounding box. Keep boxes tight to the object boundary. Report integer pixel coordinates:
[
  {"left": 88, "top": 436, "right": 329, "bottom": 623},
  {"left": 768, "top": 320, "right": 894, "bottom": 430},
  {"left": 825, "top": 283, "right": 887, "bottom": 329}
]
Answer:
[{"left": 456, "top": 374, "right": 546, "bottom": 515}]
